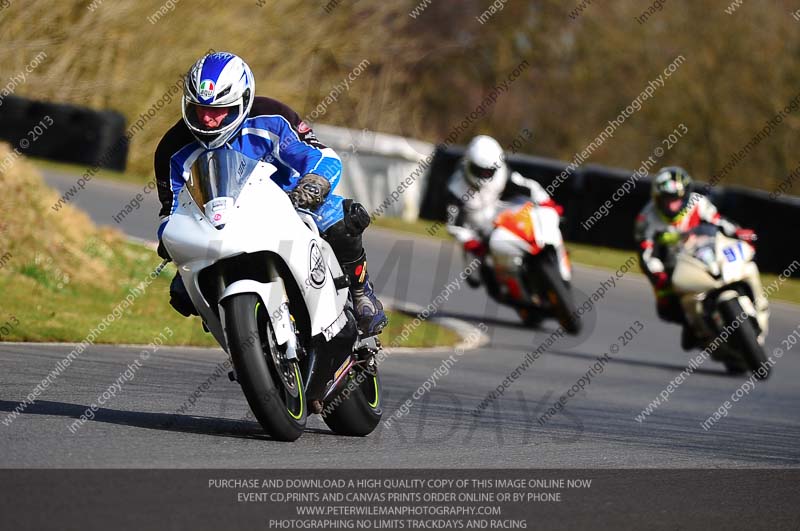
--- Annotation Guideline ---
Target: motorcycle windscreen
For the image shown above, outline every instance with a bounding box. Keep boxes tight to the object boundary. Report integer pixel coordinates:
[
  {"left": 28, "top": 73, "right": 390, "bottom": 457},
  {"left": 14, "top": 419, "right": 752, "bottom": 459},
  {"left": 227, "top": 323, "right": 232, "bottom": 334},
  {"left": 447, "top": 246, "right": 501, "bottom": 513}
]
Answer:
[
  {"left": 692, "top": 241, "right": 720, "bottom": 275},
  {"left": 187, "top": 149, "right": 259, "bottom": 228},
  {"left": 682, "top": 225, "right": 722, "bottom": 277}
]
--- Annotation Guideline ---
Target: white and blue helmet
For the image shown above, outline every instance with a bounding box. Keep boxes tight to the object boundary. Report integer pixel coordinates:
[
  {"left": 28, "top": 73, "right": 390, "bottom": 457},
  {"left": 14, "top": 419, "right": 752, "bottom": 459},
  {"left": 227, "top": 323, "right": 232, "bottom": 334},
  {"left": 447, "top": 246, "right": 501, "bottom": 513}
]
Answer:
[{"left": 182, "top": 52, "right": 255, "bottom": 149}]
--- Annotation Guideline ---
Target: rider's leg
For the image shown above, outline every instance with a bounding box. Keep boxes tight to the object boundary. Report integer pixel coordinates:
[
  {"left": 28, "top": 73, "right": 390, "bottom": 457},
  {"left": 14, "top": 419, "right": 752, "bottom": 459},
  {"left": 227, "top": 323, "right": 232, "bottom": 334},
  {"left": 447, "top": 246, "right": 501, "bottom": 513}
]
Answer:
[
  {"left": 655, "top": 290, "right": 683, "bottom": 323},
  {"left": 315, "top": 195, "right": 388, "bottom": 336},
  {"left": 463, "top": 250, "right": 483, "bottom": 288},
  {"left": 655, "top": 287, "right": 699, "bottom": 350}
]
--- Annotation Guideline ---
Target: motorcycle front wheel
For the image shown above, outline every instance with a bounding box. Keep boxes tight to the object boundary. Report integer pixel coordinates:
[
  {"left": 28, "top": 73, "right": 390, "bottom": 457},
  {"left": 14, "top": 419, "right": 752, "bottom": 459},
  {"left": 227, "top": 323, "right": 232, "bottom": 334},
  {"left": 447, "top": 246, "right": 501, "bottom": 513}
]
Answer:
[
  {"left": 535, "top": 254, "right": 582, "bottom": 335},
  {"left": 223, "top": 293, "right": 307, "bottom": 441},
  {"left": 718, "top": 298, "right": 769, "bottom": 380},
  {"left": 517, "top": 307, "right": 544, "bottom": 328}
]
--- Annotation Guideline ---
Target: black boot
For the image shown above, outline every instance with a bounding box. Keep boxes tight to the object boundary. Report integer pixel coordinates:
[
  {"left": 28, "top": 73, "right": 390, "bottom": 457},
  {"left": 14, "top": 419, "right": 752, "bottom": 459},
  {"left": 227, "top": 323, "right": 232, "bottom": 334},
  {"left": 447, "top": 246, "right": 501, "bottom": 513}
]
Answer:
[
  {"left": 341, "top": 251, "right": 388, "bottom": 337},
  {"left": 680, "top": 324, "right": 700, "bottom": 351},
  {"left": 169, "top": 273, "right": 198, "bottom": 317}
]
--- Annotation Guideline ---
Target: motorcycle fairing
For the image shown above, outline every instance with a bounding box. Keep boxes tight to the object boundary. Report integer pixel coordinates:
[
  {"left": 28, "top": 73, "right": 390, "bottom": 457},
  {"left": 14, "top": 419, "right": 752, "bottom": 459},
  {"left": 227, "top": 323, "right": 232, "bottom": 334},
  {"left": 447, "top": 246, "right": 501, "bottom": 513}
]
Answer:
[{"left": 162, "top": 160, "right": 349, "bottom": 350}]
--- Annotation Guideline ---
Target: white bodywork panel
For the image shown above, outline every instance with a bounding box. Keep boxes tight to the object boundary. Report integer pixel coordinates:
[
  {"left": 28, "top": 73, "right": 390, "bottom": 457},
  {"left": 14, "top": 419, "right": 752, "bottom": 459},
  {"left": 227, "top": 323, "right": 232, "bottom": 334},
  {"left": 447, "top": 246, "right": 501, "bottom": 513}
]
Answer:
[
  {"left": 673, "top": 233, "right": 769, "bottom": 342},
  {"left": 487, "top": 204, "right": 572, "bottom": 282},
  {"left": 162, "top": 161, "right": 349, "bottom": 351}
]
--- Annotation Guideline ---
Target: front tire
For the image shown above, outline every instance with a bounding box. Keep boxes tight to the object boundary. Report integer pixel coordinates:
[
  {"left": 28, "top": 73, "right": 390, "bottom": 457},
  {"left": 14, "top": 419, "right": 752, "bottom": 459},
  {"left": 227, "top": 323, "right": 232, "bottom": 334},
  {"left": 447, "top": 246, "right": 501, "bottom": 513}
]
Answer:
[
  {"left": 322, "top": 362, "right": 382, "bottom": 437},
  {"left": 536, "top": 255, "right": 582, "bottom": 335},
  {"left": 223, "top": 293, "right": 307, "bottom": 441},
  {"left": 723, "top": 359, "right": 747, "bottom": 375},
  {"left": 517, "top": 307, "right": 544, "bottom": 328},
  {"left": 718, "top": 298, "right": 769, "bottom": 380}
]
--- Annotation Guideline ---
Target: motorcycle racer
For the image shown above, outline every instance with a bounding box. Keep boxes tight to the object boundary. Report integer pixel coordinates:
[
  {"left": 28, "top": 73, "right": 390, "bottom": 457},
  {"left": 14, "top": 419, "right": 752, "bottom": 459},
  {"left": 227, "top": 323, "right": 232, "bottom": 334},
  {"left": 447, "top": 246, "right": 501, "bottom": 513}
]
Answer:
[
  {"left": 634, "top": 166, "right": 756, "bottom": 349},
  {"left": 154, "top": 52, "right": 387, "bottom": 336},
  {"left": 445, "top": 135, "right": 561, "bottom": 287}
]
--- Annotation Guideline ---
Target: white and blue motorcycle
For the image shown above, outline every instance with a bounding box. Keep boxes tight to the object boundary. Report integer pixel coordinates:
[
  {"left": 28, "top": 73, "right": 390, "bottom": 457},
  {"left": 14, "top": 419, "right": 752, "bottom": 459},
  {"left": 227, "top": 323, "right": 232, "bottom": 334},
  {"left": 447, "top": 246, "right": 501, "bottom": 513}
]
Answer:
[{"left": 162, "top": 148, "right": 382, "bottom": 441}]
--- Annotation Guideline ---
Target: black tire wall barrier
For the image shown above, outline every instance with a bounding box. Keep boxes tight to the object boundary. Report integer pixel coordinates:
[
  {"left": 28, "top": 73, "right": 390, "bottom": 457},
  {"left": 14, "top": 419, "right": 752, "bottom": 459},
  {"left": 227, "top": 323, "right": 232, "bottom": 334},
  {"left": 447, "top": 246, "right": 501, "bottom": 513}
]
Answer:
[
  {"left": 715, "top": 186, "right": 800, "bottom": 275},
  {"left": 0, "top": 96, "right": 128, "bottom": 171},
  {"left": 419, "top": 145, "right": 799, "bottom": 275},
  {"left": 418, "top": 146, "right": 572, "bottom": 220}
]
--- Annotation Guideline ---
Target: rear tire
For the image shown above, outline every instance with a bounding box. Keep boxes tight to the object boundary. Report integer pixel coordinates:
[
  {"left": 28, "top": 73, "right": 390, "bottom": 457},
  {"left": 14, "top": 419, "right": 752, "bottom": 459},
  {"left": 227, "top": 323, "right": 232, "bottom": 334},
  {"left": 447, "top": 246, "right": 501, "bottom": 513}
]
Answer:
[
  {"left": 322, "top": 363, "right": 382, "bottom": 437},
  {"left": 718, "top": 299, "right": 769, "bottom": 380},
  {"left": 223, "top": 293, "right": 306, "bottom": 441},
  {"left": 536, "top": 256, "right": 582, "bottom": 335}
]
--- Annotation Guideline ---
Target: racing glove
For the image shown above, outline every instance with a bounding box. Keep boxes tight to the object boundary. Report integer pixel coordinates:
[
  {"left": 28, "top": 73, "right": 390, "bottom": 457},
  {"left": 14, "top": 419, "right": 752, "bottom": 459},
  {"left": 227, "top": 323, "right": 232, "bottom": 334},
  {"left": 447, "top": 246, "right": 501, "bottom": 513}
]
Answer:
[
  {"left": 538, "top": 198, "right": 564, "bottom": 217},
  {"left": 734, "top": 228, "right": 757, "bottom": 243},
  {"left": 464, "top": 238, "right": 488, "bottom": 257},
  {"left": 290, "top": 173, "right": 331, "bottom": 210}
]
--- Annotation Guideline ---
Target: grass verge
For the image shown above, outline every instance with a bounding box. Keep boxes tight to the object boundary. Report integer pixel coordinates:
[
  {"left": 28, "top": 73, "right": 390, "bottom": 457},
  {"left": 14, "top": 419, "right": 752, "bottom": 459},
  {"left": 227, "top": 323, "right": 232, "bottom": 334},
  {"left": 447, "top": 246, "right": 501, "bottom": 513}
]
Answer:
[{"left": 0, "top": 239, "right": 460, "bottom": 348}]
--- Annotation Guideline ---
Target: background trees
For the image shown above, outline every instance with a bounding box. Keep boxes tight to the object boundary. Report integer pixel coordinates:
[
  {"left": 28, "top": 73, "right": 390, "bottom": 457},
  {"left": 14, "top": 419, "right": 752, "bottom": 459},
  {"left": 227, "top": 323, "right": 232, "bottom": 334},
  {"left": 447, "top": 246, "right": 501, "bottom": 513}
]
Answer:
[{"left": 1, "top": 0, "right": 797, "bottom": 190}]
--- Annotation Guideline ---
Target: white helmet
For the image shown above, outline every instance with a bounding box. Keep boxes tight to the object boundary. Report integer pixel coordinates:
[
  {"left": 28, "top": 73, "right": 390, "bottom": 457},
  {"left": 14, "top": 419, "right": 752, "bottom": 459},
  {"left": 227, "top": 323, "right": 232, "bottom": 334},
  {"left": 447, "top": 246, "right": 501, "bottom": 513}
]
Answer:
[
  {"left": 182, "top": 52, "right": 255, "bottom": 149},
  {"left": 463, "top": 135, "right": 504, "bottom": 188}
]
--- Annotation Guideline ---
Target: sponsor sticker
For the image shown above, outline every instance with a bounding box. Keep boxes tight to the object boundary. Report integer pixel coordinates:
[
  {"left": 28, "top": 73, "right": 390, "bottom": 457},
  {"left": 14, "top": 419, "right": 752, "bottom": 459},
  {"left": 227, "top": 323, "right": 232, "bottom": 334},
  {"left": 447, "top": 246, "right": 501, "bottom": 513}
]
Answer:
[
  {"left": 210, "top": 198, "right": 228, "bottom": 212},
  {"left": 198, "top": 79, "right": 215, "bottom": 100},
  {"left": 308, "top": 240, "right": 327, "bottom": 289},
  {"left": 204, "top": 197, "right": 233, "bottom": 227}
]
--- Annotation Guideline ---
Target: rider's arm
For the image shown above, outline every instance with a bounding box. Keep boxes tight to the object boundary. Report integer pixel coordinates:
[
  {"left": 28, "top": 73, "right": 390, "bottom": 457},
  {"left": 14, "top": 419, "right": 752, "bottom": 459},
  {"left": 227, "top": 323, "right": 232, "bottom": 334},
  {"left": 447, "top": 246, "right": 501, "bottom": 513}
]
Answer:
[
  {"left": 634, "top": 211, "right": 666, "bottom": 280},
  {"left": 445, "top": 195, "right": 467, "bottom": 228},
  {"left": 445, "top": 193, "right": 486, "bottom": 255},
  {"left": 507, "top": 171, "right": 563, "bottom": 214},
  {"left": 251, "top": 98, "right": 342, "bottom": 190},
  {"left": 154, "top": 120, "right": 196, "bottom": 240},
  {"left": 444, "top": 173, "right": 482, "bottom": 244},
  {"left": 508, "top": 171, "right": 550, "bottom": 203},
  {"left": 695, "top": 194, "right": 741, "bottom": 237}
]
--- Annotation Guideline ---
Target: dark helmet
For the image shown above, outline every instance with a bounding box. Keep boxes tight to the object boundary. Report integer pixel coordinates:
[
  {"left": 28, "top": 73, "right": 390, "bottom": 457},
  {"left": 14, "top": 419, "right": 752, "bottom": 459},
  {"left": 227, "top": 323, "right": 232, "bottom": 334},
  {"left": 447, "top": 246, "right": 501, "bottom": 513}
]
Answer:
[{"left": 651, "top": 166, "right": 692, "bottom": 220}]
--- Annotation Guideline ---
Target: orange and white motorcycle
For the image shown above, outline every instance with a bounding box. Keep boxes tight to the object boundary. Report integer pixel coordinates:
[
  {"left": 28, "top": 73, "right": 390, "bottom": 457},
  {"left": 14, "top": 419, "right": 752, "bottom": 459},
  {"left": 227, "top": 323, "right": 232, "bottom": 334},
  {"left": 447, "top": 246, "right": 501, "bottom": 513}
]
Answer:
[{"left": 449, "top": 200, "right": 581, "bottom": 334}]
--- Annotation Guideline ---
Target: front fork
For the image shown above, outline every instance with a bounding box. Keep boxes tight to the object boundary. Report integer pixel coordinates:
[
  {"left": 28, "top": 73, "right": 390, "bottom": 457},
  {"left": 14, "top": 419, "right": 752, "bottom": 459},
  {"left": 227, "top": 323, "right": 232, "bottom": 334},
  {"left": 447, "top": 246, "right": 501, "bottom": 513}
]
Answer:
[{"left": 302, "top": 307, "right": 359, "bottom": 409}]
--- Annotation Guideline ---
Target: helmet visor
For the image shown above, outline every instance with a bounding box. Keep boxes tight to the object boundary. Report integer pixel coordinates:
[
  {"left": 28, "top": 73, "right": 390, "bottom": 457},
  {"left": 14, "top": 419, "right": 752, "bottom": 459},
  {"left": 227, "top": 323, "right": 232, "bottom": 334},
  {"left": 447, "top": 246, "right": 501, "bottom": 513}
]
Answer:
[
  {"left": 657, "top": 192, "right": 684, "bottom": 216},
  {"left": 185, "top": 102, "right": 242, "bottom": 134},
  {"left": 467, "top": 161, "right": 497, "bottom": 182}
]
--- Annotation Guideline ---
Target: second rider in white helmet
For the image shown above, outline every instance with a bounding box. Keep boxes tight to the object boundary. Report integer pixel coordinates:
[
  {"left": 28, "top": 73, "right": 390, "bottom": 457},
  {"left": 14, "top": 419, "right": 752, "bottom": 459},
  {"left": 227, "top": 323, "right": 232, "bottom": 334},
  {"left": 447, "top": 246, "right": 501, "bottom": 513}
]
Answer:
[{"left": 445, "top": 135, "right": 560, "bottom": 287}]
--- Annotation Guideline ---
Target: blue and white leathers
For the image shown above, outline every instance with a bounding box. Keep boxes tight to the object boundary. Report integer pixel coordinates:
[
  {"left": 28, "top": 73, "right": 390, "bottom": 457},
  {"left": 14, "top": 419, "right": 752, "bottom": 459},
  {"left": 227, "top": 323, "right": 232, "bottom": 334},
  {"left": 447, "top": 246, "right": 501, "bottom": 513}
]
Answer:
[{"left": 157, "top": 98, "right": 345, "bottom": 240}]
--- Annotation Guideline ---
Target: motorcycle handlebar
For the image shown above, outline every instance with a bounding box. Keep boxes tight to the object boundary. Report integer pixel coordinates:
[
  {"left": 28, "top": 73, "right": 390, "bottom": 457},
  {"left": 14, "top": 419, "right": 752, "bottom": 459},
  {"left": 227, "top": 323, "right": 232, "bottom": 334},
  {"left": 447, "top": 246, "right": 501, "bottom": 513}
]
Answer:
[
  {"left": 294, "top": 207, "right": 321, "bottom": 219},
  {"left": 153, "top": 258, "right": 170, "bottom": 277}
]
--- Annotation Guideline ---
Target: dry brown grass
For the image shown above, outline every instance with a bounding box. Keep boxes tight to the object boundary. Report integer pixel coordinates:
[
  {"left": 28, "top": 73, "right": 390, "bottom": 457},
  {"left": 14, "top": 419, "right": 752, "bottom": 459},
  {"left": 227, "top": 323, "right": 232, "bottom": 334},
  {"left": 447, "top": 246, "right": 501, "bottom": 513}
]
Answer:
[
  {"left": 0, "top": 142, "right": 119, "bottom": 288},
  {"left": 2, "top": 1, "right": 799, "bottom": 191},
  {"left": 1, "top": 2, "right": 425, "bottom": 174}
]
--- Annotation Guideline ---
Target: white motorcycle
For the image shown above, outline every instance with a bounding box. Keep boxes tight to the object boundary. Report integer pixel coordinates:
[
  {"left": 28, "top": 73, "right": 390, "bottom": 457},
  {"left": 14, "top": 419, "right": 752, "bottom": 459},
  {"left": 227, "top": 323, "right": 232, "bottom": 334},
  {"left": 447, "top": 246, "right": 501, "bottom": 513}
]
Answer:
[
  {"left": 162, "top": 148, "right": 382, "bottom": 441},
  {"left": 449, "top": 200, "right": 581, "bottom": 334},
  {"left": 670, "top": 224, "right": 770, "bottom": 377}
]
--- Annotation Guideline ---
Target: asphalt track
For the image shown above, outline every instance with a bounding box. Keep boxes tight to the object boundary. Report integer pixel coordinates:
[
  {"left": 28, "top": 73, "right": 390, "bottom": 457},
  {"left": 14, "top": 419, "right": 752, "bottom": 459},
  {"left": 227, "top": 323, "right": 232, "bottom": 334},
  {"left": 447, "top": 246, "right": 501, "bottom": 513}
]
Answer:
[{"left": 0, "top": 168, "right": 798, "bottom": 468}]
